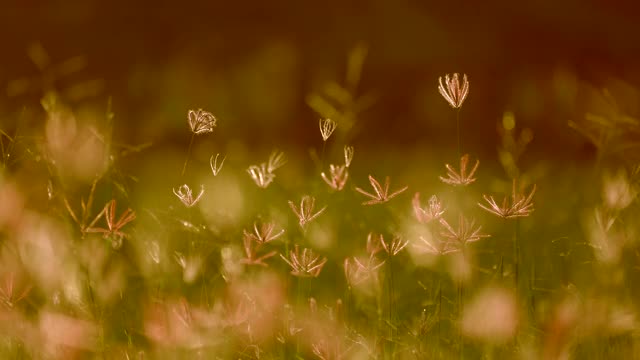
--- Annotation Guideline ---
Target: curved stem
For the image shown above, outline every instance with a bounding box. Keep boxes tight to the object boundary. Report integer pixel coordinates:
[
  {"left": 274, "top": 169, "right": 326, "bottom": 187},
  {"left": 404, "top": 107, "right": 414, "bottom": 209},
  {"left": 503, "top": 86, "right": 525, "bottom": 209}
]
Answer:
[
  {"left": 388, "top": 257, "right": 396, "bottom": 359},
  {"left": 181, "top": 133, "right": 196, "bottom": 177},
  {"left": 321, "top": 140, "right": 327, "bottom": 170}
]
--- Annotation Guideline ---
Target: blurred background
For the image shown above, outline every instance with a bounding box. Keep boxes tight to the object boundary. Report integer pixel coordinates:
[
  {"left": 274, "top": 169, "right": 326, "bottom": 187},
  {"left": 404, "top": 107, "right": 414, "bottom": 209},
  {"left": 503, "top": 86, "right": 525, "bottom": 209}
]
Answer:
[{"left": 1, "top": 0, "right": 639, "bottom": 154}]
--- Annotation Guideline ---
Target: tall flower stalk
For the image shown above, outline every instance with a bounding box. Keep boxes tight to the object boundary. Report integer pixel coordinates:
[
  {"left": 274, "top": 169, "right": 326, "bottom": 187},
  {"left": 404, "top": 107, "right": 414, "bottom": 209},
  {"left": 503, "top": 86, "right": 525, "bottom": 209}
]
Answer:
[
  {"left": 379, "top": 234, "right": 408, "bottom": 358},
  {"left": 182, "top": 109, "right": 217, "bottom": 176},
  {"left": 438, "top": 73, "right": 469, "bottom": 158},
  {"left": 319, "top": 118, "right": 337, "bottom": 166}
]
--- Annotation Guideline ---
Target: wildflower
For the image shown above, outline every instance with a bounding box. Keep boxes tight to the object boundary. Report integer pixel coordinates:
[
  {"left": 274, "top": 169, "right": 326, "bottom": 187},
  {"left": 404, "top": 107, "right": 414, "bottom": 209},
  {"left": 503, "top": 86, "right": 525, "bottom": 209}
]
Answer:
[
  {"left": 85, "top": 199, "right": 136, "bottom": 241},
  {"left": 440, "top": 154, "right": 479, "bottom": 186},
  {"left": 479, "top": 180, "right": 536, "bottom": 219},
  {"left": 439, "top": 215, "right": 489, "bottom": 250},
  {"left": 344, "top": 145, "right": 354, "bottom": 167},
  {"left": 187, "top": 108, "right": 217, "bottom": 134},
  {"left": 438, "top": 73, "right": 469, "bottom": 109},
  {"left": 247, "top": 164, "right": 275, "bottom": 188},
  {"left": 289, "top": 195, "right": 327, "bottom": 228},
  {"left": 321, "top": 164, "right": 349, "bottom": 191},
  {"left": 173, "top": 184, "right": 204, "bottom": 208},
  {"left": 380, "top": 234, "right": 409, "bottom": 256},
  {"left": 319, "top": 118, "right": 337, "bottom": 141},
  {"left": 243, "top": 221, "right": 284, "bottom": 245},
  {"left": 280, "top": 245, "right": 327, "bottom": 277},
  {"left": 209, "top": 153, "right": 225, "bottom": 176},
  {"left": 413, "top": 193, "right": 445, "bottom": 223},
  {"left": 355, "top": 175, "right": 408, "bottom": 205}
]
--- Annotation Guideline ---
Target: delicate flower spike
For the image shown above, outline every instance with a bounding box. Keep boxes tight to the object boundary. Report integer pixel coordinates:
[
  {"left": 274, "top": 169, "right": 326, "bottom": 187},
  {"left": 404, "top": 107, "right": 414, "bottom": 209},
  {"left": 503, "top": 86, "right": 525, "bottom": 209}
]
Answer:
[
  {"left": 413, "top": 193, "right": 445, "bottom": 223},
  {"left": 479, "top": 180, "right": 536, "bottom": 219},
  {"left": 440, "top": 154, "right": 480, "bottom": 186},
  {"left": 321, "top": 164, "right": 349, "bottom": 191},
  {"left": 380, "top": 234, "right": 409, "bottom": 256},
  {"left": 267, "top": 150, "right": 287, "bottom": 173},
  {"left": 319, "top": 118, "right": 337, "bottom": 142},
  {"left": 209, "top": 153, "right": 226, "bottom": 176},
  {"left": 188, "top": 108, "right": 217, "bottom": 135},
  {"left": 247, "top": 164, "right": 275, "bottom": 188},
  {"left": 439, "top": 215, "right": 489, "bottom": 249},
  {"left": 243, "top": 221, "right": 285, "bottom": 244},
  {"left": 173, "top": 184, "right": 205, "bottom": 208},
  {"left": 344, "top": 145, "right": 354, "bottom": 167},
  {"left": 280, "top": 245, "right": 327, "bottom": 277},
  {"left": 288, "top": 195, "right": 327, "bottom": 228},
  {"left": 355, "top": 175, "right": 408, "bottom": 205},
  {"left": 438, "top": 73, "right": 469, "bottom": 109}
]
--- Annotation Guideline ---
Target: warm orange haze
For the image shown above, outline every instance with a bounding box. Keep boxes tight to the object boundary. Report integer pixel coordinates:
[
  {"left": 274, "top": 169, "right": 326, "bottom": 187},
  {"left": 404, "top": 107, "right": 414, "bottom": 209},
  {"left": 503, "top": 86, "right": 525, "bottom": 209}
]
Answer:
[{"left": 1, "top": 1, "right": 640, "bottom": 358}]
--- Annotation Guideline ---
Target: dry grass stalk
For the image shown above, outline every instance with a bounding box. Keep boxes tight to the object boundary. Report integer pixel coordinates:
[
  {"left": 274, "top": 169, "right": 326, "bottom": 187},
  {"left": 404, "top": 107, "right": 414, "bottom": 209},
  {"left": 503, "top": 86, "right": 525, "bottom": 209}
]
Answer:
[
  {"left": 355, "top": 175, "right": 408, "bottom": 205},
  {"left": 321, "top": 164, "right": 349, "bottom": 191},
  {"left": 413, "top": 193, "right": 445, "bottom": 223},
  {"left": 289, "top": 195, "right": 327, "bottom": 229},
  {"left": 188, "top": 109, "right": 217, "bottom": 135},
  {"left": 438, "top": 73, "right": 469, "bottom": 109},
  {"left": 344, "top": 145, "right": 354, "bottom": 167},
  {"left": 173, "top": 184, "right": 204, "bottom": 208},
  {"left": 380, "top": 234, "right": 409, "bottom": 257},
  {"left": 209, "top": 153, "right": 226, "bottom": 176},
  {"left": 479, "top": 180, "right": 536, "bottom": 219},
  {"left": 439, "top": 154, "right": 479, "bottom": 186},
  {"left": 439, "top": 214, "right": 489, "bottom": 250},
  {"left": 85, "top": 199, "right": 136, "bottom": 241},
  {"left": 319, "top": 118, "right": 337, "bottom": 141},
  {"left": 280, "top": 245, "right": 327, "bottom": 277},
  {"left": 247, "top": 150, "right": 287, "bottom": 188}
]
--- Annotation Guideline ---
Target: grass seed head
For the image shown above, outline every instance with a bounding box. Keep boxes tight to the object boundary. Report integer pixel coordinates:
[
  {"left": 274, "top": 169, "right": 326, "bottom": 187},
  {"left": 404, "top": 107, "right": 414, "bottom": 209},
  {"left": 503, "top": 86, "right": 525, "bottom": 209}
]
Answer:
[
  {"left": 280, "top": 245, "right": 327, "bottom": 277},
  {"left": 438, "top": 73, "right": 469, "bottom": 109},
  {"left": 288, "top": 195, "right": 327, "bottom": 229},
  {"left": 343, "top": 145, "right": 354, "bottom": 167},
  {"left": 439, "top": 154, "right": 479, "bottom": 186},
  {"left": 321, "top": 164, "right": 349, "bottom": 191},
  {"left": 173, "top": 184, "right": 205, "bottom": 208},
  {"left": 355, "top": 175, "right": 408, "bottom": 205},
  {"left": 319, "top": 118, "right": 337, "bottom": 142},
  {"left": 188, "top": 108, "right": 217, "bottom": 135}
]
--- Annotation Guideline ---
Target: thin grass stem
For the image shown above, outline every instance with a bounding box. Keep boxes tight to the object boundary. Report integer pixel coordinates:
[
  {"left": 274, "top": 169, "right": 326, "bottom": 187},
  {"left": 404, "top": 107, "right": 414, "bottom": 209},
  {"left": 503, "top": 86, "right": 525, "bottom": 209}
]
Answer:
[
  {"left": 387, "top": 256, "right": 395, "bottom": 359},
  {"left": 456, "top": 108, "right": 461, "bottom": 159},
  {"left": 181, "top": 133, "right": 195, "bottom": 177}
]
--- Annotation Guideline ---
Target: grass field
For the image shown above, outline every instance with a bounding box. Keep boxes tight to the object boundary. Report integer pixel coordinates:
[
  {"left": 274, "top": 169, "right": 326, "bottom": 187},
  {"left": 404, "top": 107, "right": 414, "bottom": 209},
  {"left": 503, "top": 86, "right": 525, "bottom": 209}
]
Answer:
[{"left": 1, "top": 44, "right": 640, "bottom": 359}]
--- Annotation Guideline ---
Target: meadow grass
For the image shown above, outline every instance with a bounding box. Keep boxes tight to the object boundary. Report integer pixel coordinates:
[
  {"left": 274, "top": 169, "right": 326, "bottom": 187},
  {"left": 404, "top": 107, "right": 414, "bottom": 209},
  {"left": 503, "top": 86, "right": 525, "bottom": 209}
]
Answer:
[{"left": 0, "top": 66, "right": 639, "bottom": 360}]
